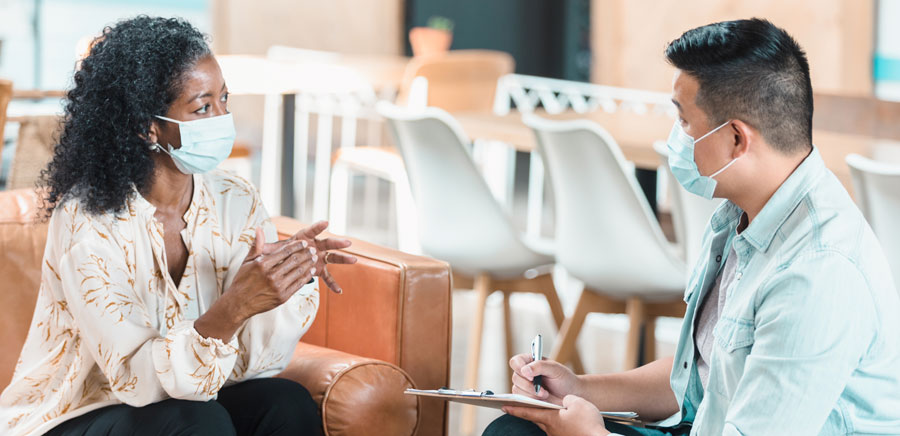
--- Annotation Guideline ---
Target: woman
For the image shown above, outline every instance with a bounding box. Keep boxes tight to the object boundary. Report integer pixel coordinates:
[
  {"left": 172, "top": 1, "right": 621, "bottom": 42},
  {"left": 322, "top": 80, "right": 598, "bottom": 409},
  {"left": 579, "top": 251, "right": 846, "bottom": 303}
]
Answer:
[{"left": 0, "top": 16, "right": 356, "bottom": 436}]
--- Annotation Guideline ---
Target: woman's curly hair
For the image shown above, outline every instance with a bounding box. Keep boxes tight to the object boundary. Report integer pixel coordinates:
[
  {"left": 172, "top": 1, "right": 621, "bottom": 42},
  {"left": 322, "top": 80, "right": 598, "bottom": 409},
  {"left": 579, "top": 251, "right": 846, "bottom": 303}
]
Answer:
[{"left": 40, "top": 16, "right": 211, "bottom": 216}]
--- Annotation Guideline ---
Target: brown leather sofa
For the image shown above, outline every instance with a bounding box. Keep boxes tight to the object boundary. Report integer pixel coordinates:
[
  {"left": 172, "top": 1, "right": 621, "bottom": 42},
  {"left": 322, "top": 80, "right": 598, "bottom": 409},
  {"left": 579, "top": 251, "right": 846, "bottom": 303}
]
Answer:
[{"left": 0, "top": 188, "right": 451, "bottom": 436}]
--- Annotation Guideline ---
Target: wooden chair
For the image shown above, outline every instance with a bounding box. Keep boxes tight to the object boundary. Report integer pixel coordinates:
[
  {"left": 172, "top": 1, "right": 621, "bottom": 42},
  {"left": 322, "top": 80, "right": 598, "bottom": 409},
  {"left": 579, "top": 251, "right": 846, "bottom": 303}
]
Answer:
[
  {"left": 525, "top": 116, "right": 688, "bottom": 371},
  {"left": 377, "top": 103, "right": 584, "bottom": 435},
  {"left": 396, "top": 50, "right": 514, "bottom": 112}
]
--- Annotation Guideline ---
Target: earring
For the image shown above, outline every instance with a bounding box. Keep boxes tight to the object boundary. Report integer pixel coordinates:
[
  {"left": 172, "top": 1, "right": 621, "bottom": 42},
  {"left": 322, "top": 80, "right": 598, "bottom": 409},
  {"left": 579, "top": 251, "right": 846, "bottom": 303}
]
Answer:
[{"left": 150, "top": 143, "right": 161, "bottom": 152}]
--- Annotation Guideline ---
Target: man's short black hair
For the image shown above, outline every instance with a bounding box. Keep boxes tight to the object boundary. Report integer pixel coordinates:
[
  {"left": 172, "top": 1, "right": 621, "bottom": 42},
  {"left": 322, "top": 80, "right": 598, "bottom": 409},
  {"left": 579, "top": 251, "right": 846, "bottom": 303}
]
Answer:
[{"left": 665, "top": 18, "right": 813, "bottom": 154}]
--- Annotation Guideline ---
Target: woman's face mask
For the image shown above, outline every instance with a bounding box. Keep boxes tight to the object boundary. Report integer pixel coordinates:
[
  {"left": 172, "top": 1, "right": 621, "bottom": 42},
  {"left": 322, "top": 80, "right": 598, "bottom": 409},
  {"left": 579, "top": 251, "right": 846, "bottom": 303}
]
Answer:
[
  {"left": 153, "top": 113, "right": 235, "bottom": 174},
  {"left": 666, "top": 120, "right": 739, "bottom": 199}
]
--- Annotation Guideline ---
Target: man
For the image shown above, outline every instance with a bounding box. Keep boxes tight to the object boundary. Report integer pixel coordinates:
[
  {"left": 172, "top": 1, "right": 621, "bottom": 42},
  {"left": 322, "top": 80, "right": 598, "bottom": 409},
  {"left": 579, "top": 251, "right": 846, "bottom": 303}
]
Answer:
[{"left": 483, "top": 18, "right": 900, "bottom": 436}]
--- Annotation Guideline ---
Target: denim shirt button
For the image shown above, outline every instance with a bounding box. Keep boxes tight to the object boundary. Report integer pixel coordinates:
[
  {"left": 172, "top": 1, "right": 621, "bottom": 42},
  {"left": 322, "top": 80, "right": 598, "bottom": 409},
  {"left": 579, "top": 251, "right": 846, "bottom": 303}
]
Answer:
[
  {"left": 716, "top": 255, "right": 722, "bottom": 262},
  {"left": 683, "top": 361, "right": 688, "bottom": 369},
  {"left": 736, "top": 272, "right": 743, "bottom": 280}
]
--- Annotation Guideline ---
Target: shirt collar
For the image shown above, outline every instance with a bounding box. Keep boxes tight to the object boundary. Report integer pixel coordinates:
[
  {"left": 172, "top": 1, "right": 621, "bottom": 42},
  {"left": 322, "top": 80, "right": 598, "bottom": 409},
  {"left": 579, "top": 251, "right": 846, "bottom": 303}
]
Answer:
[{"left": 708, "top": 146, "right": 824, "bottom": 253}]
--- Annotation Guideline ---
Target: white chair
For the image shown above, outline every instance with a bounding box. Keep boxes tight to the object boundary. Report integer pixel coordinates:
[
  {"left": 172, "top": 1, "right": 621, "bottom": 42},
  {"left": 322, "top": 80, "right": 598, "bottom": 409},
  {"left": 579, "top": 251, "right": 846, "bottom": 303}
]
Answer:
[
  {"left": 525, "top": 115, "right": 687, "bottom": 370},
  {"left": 376, "top": 102, "right": 583, "bottom": 434},
  {"left": 653, "top": 141, "right": 724, "bottom": 268},
  {"left": 846, "top": 154, "right": 900, "bottom": 290},
  {"left": 329, "top": 52, "right": 518, "bottom": 249}
]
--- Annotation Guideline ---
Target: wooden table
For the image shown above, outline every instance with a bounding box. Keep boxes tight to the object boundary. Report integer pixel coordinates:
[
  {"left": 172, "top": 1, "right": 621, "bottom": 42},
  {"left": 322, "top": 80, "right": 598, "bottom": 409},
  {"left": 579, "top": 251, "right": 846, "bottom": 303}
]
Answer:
[
  {"left": 452, "top": 109, "right": 900, "bottom": 192},
  {"left": 216, "top": 54, "right": 409, "bottom": 96}
]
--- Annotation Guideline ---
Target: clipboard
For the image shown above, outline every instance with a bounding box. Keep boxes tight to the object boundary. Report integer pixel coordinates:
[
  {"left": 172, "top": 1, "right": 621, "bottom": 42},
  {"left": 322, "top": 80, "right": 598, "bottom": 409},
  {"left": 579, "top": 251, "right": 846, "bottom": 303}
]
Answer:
[{"left": 404, "top": 388, "right": 642, "bottom": 426}]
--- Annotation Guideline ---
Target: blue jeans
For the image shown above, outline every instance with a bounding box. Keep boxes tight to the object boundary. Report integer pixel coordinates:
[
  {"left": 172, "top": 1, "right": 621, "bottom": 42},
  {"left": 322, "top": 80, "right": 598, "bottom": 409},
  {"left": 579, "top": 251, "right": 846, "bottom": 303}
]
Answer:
[{"left": 483, "top": 414, "right": 691, "bottom": 436}]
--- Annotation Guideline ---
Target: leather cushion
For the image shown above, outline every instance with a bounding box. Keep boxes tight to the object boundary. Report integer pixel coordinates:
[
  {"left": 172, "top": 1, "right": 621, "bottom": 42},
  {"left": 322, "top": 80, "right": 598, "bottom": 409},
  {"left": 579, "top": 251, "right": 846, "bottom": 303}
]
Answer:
[
  {"left": 278, "top": 342, "right": 419, "bottom": 436},
  {"left": 0, "top": 189, "right": 47, "bottom": 389}
]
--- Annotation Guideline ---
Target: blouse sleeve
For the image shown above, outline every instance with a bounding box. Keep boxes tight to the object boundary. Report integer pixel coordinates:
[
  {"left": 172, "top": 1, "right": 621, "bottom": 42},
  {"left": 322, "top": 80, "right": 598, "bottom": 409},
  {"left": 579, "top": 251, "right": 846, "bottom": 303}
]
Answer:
[
  {"left": 57, "top": 235, "right": 239, "bottom": 406},
  {"left": 223, "top": 185, "right": 320, "bottom": 383}
]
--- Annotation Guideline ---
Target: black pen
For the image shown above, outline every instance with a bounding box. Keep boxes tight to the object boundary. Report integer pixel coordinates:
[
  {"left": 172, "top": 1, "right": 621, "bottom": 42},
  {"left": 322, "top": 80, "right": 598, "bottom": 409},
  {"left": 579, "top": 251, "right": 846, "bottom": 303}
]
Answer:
[{"left": 531, "top": 334, "right": 543, "bottom": 394}]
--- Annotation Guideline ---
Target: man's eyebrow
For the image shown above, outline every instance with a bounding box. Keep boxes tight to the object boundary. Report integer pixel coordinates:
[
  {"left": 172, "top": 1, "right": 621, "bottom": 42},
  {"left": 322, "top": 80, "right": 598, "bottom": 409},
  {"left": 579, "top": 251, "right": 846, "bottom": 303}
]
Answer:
[{"left": 671, "top": 98, "right": 682, "bottom": 110}]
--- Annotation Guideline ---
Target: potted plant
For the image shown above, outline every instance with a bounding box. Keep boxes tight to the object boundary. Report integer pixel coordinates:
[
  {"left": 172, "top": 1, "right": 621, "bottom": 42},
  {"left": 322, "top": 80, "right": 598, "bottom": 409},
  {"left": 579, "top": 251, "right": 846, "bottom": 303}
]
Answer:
[{"left": 409, "top": 16, "right": 454, "bottom": 57}]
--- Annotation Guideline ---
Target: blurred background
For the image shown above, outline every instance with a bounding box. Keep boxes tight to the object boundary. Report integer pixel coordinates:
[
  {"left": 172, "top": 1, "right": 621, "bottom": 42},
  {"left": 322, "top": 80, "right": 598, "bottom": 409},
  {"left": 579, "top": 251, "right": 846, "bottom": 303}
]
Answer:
[{"left": 1, "top": 1, "right": 898, "bottom": 435}]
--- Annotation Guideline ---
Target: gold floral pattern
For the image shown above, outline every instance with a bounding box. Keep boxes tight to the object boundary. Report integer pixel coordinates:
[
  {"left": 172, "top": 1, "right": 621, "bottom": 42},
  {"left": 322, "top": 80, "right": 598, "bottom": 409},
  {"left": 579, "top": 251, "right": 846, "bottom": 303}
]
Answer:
[{"left": 0, "top": 170, "right": 319, "bottom": 436}]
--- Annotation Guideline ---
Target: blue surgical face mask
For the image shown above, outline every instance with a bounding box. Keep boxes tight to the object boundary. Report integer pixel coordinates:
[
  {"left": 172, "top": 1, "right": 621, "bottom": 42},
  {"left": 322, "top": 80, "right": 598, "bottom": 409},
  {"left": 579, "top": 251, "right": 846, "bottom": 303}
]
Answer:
[
  {"left": 666, "top": 120, "right": 738, "bottom": 199},
  {"left": 153, "top": 113, "right": 235, "bottom": 174}
]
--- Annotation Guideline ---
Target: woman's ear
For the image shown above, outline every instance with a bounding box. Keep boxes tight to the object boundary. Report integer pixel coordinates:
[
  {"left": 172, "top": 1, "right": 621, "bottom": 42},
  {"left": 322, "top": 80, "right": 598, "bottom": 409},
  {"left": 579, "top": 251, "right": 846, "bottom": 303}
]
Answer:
[{"left": 144, "top": 120, "right": 160, "bottom": 145}]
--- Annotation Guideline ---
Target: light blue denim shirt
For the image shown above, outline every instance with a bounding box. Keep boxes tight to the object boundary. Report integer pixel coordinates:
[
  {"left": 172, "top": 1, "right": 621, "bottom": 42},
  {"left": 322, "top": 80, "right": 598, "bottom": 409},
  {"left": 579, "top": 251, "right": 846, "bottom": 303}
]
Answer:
[{"left": 660, "top": 147, "right": 900, "bottom": 435}]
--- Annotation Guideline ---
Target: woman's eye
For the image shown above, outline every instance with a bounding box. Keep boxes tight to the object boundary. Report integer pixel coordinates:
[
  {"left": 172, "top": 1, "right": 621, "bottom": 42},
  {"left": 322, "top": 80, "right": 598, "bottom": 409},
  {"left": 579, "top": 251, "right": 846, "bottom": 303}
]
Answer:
[
  {"left": 220, "top": 92, "right": 229, "bottom": 103},
  {"left": 195, "top": 104, "right": 210, "bottom": 114}
]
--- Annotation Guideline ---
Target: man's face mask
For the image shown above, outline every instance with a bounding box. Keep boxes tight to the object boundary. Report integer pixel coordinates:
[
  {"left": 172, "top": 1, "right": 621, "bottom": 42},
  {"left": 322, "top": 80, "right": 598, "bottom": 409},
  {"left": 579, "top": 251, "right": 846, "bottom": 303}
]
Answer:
[
  {"left": 666, "top": 120, "right": 738, "bottom": 199},
  {"left": 152, "top": 113, "right": 235, "bottom": 174}
]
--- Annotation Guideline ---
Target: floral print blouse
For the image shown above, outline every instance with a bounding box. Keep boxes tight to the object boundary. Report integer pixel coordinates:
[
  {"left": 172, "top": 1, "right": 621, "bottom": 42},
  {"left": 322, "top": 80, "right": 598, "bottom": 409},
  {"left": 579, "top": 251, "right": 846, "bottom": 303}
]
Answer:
[{"left": 0, "top": 170, "right": 319, "bottom": 436}]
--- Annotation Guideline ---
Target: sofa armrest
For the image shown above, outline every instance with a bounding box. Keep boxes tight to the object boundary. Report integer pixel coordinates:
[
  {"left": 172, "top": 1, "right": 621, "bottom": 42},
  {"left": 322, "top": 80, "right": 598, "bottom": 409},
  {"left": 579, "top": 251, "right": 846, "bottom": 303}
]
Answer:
[
  {"left": 278, "top": 342, "right": 419, "bottom": 436},
  {"left": 273, "top": 216, "right": 451, "bottom": 436}
]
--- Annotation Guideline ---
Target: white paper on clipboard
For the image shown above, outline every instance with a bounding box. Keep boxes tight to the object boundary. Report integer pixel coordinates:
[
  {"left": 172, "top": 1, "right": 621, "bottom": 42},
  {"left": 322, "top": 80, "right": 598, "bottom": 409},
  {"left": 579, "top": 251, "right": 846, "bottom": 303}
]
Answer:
[{"left": 404, "top": 388, "right": 639, "bottom": 420}]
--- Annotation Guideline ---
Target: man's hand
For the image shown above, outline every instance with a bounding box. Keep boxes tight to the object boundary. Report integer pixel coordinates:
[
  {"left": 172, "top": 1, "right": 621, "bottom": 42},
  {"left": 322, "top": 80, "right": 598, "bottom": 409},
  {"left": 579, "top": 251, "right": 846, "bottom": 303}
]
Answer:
[
  {"left": 510, "top": 353, "right": 581, "bottom": 406},
  {"left": 503, "top": 395, "right": 611, "bottom": 436}
]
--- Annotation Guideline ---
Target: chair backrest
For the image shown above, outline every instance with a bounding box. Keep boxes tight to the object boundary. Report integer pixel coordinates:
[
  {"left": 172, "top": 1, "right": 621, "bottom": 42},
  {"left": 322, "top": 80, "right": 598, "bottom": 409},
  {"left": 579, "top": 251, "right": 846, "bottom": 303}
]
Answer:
[
  {"left": 653, "top": 141, "right": 724, "bottom": 268},
  {"left": 376, "top": 102, "right": 546, "bottom": 275},
  {"left": 0, "top": 189, "right": 47, "bottom": 389},
  {"left": 526, "top": 115, "right": 684, "bottom": 296},
  {"left": 396, "top": 50, "right": 514, "bottom": 112},
  {"left": 0, "top": 79, "right": 12, "bottom": 166},
  {"left": 8, "top": 115, "right": 61, "bottom": 190},
  {"left": 846, "top": 154, "right": 900, "bottom": 286}
]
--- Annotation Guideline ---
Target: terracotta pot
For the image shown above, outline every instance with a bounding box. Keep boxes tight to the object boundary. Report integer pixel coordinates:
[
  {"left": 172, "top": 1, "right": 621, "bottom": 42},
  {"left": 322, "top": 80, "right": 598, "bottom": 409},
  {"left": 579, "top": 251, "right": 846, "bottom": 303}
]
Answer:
[{"left": 409, "top": 27, "right": 452, "bottom": 57}]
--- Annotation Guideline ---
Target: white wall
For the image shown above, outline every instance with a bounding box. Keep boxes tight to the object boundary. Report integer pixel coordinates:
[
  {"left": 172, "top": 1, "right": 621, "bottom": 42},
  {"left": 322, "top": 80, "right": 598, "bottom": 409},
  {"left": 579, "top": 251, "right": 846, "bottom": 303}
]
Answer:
[
  {"left": 876, "top": 0, "right": 900, "bottom": 100},
  {"left": 0, "top": 0, "right": 209, "bottom": 91}
]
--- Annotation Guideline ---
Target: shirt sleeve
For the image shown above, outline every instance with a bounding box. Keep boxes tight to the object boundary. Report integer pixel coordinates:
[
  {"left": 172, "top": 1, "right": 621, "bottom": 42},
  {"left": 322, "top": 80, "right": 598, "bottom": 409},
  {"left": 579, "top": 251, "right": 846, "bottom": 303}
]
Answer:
[
  {"left": 224, "top": 186, "right": 321, "bottom": 383},
  {"left": 721, "top": 251, "right": 876, "bottom": 435},
  {"left": 59, "top": 238, "right": 239, "bottom": 406}
]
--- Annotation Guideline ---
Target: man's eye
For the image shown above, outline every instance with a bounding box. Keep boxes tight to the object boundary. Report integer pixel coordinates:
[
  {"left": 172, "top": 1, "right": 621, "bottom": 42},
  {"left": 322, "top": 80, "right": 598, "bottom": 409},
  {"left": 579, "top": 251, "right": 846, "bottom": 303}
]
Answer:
[
  {"left": 195, "top": 104, "right": 210, "bottom": 114},
  {"left": 221, "top": 92, "right": 229, "bottom": 103}
]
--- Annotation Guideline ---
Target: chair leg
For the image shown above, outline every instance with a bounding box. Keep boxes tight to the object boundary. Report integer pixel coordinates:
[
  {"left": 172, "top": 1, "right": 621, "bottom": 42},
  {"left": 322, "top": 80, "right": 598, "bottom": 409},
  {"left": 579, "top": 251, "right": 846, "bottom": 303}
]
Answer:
[
  {"left": 624, "top": 297, "right": 647, "bottom": 370},
  {"left": 537, "top": 277, "right": 586, "bottom": 374},
  {"left": 642, "top": 316, "right": 657, "bottom": 364},
  {"left": 327, "top": 162, "right": 350, "bottom": 236},
  {"left": 393, "top": 175, "right": 420, "bottom": 254},
  {"left": 461, "top": 273, "right": 492, "bottom": 436},
  {"left": 502, "top": 290, "right": 515, "bottom": 388},
  {"left": 548, "top": 289, "right": 595, "bottom": 369}
]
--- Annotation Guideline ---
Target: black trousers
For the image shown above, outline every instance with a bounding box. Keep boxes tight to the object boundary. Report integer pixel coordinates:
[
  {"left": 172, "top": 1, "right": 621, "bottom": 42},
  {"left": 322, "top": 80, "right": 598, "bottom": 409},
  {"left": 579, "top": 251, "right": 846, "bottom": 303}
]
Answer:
[
  {"left": 45, "top": 378, "right": 322, "bottom": 436},
  {"left": 483, "top": 414, "right": 691, "bottom": 436}
]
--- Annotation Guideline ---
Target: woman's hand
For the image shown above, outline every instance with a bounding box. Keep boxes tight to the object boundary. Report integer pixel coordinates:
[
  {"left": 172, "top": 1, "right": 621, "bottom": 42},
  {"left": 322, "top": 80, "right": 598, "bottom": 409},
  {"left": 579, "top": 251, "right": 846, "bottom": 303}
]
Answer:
[
  {"left": 264, "top": 221, "right": 358, "bottom": 294},
  {"left": 510, "top": 353, "right": 582, "bottom": 406},
  {"left": 229, "top": 227, "right": 318, "bottom": 316},
  {"left": 503, "top": 395, "right": 611, "bottom": 436},
  {"left": 195, "top": 227, "right": 316, "bottom": 340}
]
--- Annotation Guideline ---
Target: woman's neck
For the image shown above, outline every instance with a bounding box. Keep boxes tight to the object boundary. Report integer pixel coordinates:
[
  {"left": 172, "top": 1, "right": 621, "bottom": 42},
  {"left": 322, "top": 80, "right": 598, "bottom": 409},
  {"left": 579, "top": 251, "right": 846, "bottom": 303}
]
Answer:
[{"left": 146, "top": 162, "right": 194, "bottom": 216}]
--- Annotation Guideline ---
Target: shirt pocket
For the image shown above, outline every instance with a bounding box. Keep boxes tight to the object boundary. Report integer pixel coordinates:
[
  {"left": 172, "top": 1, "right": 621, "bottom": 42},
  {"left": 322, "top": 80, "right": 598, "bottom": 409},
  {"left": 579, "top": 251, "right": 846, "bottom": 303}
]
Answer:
[
  {"left": 710, "top": 316, "right": 755, "bottom": 397},
  {"left": 713, "top": 316, "right": 755, "bottom": 352}
]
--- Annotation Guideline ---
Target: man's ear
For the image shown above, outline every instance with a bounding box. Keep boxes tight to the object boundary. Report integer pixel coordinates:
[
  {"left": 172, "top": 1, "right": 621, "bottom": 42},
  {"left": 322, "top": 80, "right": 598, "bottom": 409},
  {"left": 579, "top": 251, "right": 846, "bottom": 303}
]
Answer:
[{"left": 730, "top": 120, "right": 756, "bottom": 160}]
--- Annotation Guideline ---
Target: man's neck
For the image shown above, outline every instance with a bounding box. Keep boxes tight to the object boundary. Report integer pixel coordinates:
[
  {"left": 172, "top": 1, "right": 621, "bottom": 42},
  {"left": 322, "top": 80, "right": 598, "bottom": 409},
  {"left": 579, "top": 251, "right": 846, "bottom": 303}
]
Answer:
[{"left": 729, "top": 149, "right": 810, "bottom": 226}]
